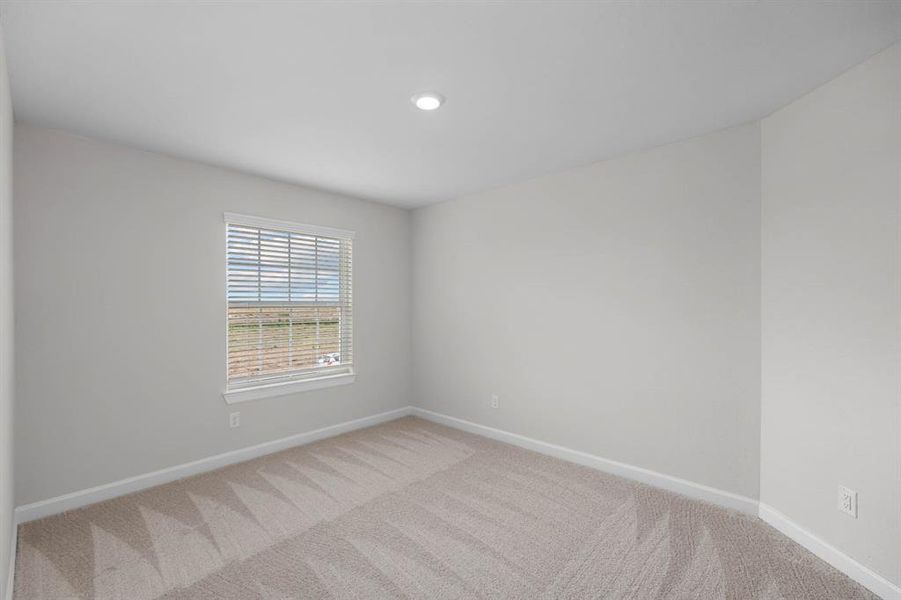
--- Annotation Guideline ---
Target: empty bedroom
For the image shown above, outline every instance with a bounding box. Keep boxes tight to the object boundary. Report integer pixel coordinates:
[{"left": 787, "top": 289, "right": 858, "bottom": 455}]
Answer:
[{"left": 0, "top": 1, "right": 899, "bottom": 599}]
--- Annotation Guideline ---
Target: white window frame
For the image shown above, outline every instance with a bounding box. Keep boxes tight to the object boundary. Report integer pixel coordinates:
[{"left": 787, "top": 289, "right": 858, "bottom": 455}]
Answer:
[{"left": 222, "top": 213, "right": 355, "bottom": 404}]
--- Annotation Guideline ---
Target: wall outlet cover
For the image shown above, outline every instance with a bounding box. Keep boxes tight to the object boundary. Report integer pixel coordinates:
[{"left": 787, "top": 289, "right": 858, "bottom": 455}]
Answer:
[{"left": 838, "top": 485, "right": 857, "bottom": 518}]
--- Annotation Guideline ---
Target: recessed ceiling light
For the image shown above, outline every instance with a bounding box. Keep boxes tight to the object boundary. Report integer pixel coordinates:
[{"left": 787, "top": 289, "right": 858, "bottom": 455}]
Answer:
[{"left": 411, "top": 92, "right": 444, "bottom": 111}]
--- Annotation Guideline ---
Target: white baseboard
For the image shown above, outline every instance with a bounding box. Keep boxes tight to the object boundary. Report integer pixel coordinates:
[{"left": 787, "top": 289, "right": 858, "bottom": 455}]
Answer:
[
  {"left": 411, "top": 407, "right": 758, "bottom": 515},
  {"left": 759, "top": 503, "right": 900, "bottom": 600},
  {"left": 414, "top": 408, "right": 899, "bottom": 598},
  {"left": 14, "top": 406, "right": 413, "bottom": 524},
  {"left": 11, "top": 404, "right": 897, "bottom": 600},
  {"left": 4, "top": 521, "right": 15, "bottom": 600}
]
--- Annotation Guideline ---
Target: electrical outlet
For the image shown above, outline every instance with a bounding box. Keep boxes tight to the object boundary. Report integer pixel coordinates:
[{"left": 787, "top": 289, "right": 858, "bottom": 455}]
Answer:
[
  {"left": 838, "top": 485, "right": 857, "bottom": 518},
  {"left": 490, "top": 394, "right": 499, "bottom": 409},
  {"left": 229, "top": 412, "right": 241, "bottom": 428}
]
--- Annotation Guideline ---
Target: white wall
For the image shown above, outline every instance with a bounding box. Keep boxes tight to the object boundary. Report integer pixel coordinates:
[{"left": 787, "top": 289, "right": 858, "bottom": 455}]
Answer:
[
  {"left": 0, "top": 28, "right": 13, "bottom": 600},
  {"left": 10, "top": 40, "right": 900, "bottom": 594},
  {"left": 13, "top": 125, "right": 412, "bottom": 505},
  {"left": 412, "top": 123, "right": 762, "bottom": 499},
  {"left": 761, "top": 43, "right": 901, "bottom": 586}
]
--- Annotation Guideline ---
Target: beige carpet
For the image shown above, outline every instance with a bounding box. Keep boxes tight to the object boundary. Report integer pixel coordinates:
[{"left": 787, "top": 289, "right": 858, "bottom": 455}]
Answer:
[{"left": 14, "top": 416, "right": 878, "bottom": 599}]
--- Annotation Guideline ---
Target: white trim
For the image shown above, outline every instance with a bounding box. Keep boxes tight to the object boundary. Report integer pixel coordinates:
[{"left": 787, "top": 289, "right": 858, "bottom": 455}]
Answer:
[
  {"left": 223, "top": 212, "right": 355, "bottom": 240},
  {"left": 410, "top": 408, "right": 899, "bottom": 598},
  {"left": 759, "top": 503, "right": 900, "bottom": 600},
  {"left": 11, "top": 405, "right": 896, "bottom": 600},
  {"left": 411, "top": 407, "right": 758, "bottom": 515},
  {"left": 14, "top": 406, "right": 412, "bottom": 523},
  {"left": 223, "top": 371, "right": 355, "bottom": 404},
  {"left": 3, "top": 521, "right": 15, "bottom": 600}
]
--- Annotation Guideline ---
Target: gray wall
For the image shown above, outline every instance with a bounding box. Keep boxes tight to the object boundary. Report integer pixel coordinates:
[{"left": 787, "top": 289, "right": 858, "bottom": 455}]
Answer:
[
  {"left": 0, "top": 28, "right": 13, "bottom": 600},
  {"left": 13, "top": 125, "right": 412, "bottom": 505},
  {"left": 760, "top": 43, "right": 901, "bottom": 585},
  {"left": 412, "top": 123, "right": 762, "bottom": 499}
]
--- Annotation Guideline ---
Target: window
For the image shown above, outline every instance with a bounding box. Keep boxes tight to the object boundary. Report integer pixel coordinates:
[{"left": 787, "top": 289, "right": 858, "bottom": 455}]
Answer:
[{"left": 223, "top": 213, "right": 354, "bottom": 402}]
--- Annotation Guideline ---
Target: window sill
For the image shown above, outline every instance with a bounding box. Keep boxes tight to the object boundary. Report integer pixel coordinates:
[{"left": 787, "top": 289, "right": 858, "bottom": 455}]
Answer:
[{"left": 222, "top": 371, "right": 355, "bottom": 404}]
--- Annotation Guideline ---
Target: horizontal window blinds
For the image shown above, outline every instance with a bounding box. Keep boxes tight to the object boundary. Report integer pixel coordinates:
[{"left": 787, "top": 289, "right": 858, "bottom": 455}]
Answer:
[{"left": 226, "top": 218, "right": 353, "bottom": 388}]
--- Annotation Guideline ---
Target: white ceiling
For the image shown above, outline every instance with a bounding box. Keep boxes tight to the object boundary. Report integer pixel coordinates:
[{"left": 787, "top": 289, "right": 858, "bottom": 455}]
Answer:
[{"left": 2, "top": 1, "right": 900, "bottom": 208}]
